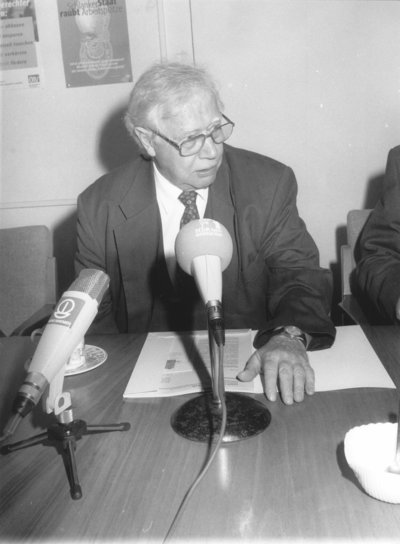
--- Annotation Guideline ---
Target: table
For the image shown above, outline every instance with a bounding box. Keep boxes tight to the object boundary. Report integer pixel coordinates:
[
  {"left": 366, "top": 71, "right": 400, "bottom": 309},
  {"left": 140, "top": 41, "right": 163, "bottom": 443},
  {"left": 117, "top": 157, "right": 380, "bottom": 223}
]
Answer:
[{"left": 0, "top": 326, "right": 400, "bottom": 543}]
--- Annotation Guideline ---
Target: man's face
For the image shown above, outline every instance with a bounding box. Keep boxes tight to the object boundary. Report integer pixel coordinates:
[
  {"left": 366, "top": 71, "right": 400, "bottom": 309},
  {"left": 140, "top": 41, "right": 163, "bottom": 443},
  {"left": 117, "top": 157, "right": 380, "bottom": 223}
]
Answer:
[{"left": 147, "top": 91, "right": 225, "bottom": 191}]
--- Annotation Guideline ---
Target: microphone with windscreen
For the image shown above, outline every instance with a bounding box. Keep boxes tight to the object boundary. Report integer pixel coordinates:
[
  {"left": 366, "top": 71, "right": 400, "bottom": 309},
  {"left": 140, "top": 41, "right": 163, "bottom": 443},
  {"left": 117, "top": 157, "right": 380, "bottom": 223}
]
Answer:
[
  {"left": 172, "top": 218, "right": 271, "bottom": 444},
  {"left": 175, "top": 219, "right": 233, "bottom": 346},
  {"left": 1, "top": 268, "right": 109, "bottom": 442}
]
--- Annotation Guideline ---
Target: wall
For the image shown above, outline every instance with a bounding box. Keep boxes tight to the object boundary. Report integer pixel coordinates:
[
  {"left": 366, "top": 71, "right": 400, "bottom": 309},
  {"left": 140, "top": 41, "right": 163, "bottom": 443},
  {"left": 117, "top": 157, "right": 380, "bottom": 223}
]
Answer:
[
  {"left": 1, "top": 0, "right": 400, "bottom": 318},
  {"left": 191, "top": 0, "right": 400, "bottom": 252}
]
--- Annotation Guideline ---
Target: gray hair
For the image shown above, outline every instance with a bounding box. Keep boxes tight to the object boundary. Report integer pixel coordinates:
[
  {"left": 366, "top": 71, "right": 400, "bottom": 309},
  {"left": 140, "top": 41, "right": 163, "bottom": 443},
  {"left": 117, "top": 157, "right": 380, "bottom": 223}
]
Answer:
[{"left": 124, "top": 62, "right": 224, "bottom": 144}]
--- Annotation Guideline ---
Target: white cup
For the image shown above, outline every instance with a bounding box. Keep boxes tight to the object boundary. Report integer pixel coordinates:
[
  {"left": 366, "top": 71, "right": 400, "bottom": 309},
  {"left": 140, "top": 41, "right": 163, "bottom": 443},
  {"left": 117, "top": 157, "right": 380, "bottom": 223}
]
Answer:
[{"left": 67, "top": 339, "right": 86, "bottom": 370}]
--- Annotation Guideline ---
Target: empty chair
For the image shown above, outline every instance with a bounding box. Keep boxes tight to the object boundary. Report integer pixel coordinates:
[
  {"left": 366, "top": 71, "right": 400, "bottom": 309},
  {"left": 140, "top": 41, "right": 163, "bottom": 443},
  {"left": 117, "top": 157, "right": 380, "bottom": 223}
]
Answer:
[
  {"left": 0, "top": 225, "right": 57, "bottom": 336},
  {"left": 339, "top": 209, "right": 372, "bottom": 324}
]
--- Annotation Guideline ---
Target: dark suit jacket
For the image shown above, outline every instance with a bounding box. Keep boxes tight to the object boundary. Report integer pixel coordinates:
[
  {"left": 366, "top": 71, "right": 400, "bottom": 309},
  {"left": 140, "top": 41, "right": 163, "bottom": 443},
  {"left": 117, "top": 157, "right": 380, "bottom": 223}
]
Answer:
[
  {"left": 75, "top": 144, "right": 335, "bottom": 349},
  {"left": 356, "top": 145, "right": 400, "bottom": 323}
]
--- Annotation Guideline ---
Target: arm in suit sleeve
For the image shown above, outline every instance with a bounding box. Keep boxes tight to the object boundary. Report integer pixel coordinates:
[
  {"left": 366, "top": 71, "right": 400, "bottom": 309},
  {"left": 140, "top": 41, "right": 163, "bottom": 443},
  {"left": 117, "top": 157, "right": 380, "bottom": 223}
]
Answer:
[
  {"left": 74, "top": 192, "right": 119, "bottom": 334},
  {"left": 356, "top": 146, "right": 400, "bottom": 323},
  {"left": 253, "top": 165, "right": 335, "bottom": 350}
]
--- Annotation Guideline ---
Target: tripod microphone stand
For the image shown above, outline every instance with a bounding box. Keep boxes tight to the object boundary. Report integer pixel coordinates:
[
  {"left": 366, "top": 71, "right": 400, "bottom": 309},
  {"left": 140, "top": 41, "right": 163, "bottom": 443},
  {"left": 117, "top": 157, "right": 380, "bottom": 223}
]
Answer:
[{"left": 1, "top": 391, "right": 130, "bottom": 500}]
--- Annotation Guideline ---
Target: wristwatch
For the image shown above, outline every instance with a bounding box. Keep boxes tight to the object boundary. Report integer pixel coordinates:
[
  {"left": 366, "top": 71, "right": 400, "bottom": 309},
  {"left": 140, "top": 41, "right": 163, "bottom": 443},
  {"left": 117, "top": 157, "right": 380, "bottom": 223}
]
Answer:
[{"left": 270, "top": 325, "right": 308, "bottom": 348}]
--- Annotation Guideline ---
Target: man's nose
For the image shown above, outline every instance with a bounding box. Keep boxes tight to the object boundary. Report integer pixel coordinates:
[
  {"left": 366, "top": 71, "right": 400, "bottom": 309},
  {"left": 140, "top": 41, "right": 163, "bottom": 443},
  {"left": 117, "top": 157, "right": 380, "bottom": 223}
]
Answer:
[{"left": 199, "top": 135, "right": 219, "bottom": 159}]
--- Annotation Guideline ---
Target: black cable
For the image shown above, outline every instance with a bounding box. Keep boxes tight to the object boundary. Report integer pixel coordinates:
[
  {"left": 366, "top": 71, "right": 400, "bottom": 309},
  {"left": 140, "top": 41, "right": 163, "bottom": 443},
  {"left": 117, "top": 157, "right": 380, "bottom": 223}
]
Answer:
[{"left": 163, "top": 344, "right": 227, "bottom": 543}]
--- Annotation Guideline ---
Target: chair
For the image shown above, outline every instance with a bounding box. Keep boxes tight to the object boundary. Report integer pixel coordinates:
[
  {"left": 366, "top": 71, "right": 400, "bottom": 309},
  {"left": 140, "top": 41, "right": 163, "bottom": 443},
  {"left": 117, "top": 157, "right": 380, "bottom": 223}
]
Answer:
[
  {"left": 339, "top": 209, "right": 372, "bottom": 324},
  {"left": 0, "top": 226, "right": 57, "bottom": 336}
]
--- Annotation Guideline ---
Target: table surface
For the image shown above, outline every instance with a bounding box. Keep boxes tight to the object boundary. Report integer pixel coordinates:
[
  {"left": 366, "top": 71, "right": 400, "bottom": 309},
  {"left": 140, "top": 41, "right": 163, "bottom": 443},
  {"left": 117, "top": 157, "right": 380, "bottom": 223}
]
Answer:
[{"left": 1, "top": 326, "right": 400, "bottom": 543}]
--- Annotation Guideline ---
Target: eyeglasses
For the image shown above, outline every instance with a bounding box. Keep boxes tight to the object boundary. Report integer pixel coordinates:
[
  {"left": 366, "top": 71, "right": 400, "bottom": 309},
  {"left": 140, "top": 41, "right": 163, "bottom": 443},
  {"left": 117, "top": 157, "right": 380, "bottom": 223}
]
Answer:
[{"left": 148, "top": 114, "right": 235, "bottom": 157}]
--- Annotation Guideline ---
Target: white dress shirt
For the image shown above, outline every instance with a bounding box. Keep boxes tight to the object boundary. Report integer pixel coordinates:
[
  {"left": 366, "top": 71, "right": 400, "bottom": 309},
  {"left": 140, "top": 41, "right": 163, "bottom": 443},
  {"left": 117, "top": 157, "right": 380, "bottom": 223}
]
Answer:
[{"left": 153, "top": 163, "right": 208, "bottom": 281}]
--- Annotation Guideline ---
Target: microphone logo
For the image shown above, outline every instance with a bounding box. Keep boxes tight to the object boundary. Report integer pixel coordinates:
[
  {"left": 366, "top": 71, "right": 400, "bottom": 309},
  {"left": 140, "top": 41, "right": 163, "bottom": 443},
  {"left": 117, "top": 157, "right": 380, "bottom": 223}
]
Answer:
[
  {"left": 54, "top": 299, "right": 76, "bottom": 320},
  {"left": 194, "top": 219, "right": 224, "bottom": 237},
  {"left": 49, "top": 296, "right": 85, "bottom": 328}
]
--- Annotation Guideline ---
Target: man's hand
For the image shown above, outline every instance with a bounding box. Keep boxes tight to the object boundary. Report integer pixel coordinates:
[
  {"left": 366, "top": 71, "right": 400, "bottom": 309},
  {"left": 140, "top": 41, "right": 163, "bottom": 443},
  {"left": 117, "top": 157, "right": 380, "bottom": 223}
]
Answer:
[{"left": 237, "top": 334, "right": 314, "bottom": 405}]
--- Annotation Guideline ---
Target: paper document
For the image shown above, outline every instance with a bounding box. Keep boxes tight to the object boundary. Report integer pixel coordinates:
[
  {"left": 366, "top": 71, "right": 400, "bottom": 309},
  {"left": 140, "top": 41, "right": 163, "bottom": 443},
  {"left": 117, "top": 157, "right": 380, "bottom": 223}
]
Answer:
[
  {"left": 124, "top": 330, "right": 260, "bottom": 398},
  {"left": 123, "top": 325, "right": 395, "bottom": 399},
  {"left": 310, "top": 325, "right": 395, "bottom": 391}
]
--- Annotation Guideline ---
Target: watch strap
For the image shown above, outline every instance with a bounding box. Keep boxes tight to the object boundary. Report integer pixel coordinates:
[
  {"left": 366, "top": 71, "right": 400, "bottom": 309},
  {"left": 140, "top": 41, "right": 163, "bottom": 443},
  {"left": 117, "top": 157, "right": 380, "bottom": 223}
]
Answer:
[{"left": 269, "top": 326, "right": 308, "bottom": 348}]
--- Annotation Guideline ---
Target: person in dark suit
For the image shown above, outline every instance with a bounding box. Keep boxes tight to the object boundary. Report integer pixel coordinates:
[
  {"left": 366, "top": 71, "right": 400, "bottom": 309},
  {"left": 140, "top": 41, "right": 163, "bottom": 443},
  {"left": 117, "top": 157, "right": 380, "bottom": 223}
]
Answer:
[
  {"left": 75, "top": 62, "right": 335, "bottom": 404},
  {"left": 356, "top": 145, "right": 400, "bottom": 323}
]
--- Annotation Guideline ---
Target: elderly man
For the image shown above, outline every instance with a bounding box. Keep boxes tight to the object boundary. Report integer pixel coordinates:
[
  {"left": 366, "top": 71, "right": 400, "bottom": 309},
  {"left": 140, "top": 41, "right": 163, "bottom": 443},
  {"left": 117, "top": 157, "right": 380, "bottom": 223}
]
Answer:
[
  {"left": 356, "top": 145, "right": 400, "bottom": 323},
  {"left": 75, "top": 62, "right": 335, "bottom": 405}
]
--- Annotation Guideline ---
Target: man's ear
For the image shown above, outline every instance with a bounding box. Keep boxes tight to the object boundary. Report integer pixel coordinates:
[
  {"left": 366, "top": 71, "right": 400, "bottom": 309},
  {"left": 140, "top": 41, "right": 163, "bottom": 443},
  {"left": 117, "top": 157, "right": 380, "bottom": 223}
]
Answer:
[{"left": 134, "top": 127, "right": 156, "bottom": 157}]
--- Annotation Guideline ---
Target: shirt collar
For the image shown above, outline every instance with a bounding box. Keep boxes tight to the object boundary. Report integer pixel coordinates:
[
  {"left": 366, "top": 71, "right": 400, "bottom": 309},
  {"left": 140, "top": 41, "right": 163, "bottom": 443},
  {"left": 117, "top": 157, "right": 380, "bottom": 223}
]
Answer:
[{"left": 153, "top": 163, "right": 208, "bottom": 214}]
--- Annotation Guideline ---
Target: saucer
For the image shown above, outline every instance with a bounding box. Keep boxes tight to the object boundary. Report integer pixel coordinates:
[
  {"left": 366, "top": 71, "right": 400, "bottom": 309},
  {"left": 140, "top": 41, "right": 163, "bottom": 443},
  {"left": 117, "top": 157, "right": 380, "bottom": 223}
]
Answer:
[{"left": 64, "top": 345, "right": 108, "bottom": 376}]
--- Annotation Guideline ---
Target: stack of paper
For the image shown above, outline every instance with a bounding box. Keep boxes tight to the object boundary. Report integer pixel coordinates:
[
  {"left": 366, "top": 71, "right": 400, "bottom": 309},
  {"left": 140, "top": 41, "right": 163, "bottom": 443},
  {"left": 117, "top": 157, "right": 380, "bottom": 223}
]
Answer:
[{"left": 123, "top": 325, "right": 395, "bottom": 399}]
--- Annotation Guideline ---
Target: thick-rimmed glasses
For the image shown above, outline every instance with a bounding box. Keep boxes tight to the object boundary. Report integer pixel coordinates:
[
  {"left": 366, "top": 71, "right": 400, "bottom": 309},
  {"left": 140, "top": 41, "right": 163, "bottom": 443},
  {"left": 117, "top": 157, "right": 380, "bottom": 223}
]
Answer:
[{"left": 148, "top": 114, "right": 234, "bottom": 157}]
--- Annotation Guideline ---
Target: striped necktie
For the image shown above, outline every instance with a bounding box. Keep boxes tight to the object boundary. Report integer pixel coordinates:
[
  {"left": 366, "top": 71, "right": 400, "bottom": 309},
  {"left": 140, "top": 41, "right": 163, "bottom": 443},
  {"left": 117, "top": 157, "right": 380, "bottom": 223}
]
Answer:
[{"left": 178, "top": 190, "right": 200, "bottom": 228}]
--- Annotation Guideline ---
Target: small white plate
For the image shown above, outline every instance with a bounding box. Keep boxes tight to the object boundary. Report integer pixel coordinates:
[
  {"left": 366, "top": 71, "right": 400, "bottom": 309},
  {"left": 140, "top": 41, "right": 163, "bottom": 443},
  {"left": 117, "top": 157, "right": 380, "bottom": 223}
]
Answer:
[{"left": 64, "top": 345, "right": 108, "bottom": 376}]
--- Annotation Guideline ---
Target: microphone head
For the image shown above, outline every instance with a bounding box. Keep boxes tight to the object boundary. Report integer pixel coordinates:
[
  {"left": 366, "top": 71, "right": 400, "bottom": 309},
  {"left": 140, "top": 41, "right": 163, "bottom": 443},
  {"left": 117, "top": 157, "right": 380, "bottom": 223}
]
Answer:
[
  {"left": 175, "top": 219, "right": 233, "bottom": 275},
  {"left": 69, "top": 269, "right": 110, "bottom": 304}
]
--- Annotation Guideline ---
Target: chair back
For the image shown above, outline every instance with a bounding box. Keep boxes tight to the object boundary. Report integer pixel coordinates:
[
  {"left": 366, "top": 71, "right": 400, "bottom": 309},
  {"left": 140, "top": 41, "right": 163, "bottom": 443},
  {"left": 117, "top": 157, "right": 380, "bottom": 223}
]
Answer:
[
  {"left": 342, "top": 209, "right": 372, "bottom": 297},
  {"left": 346, "top": 209, "right": 373, "bottom": 262},
  {"left": 0, "top": 226, "right": 57, "bottom": 336},
  {"left": 339, "top": 209, "right": 372, "bottom": 324}
]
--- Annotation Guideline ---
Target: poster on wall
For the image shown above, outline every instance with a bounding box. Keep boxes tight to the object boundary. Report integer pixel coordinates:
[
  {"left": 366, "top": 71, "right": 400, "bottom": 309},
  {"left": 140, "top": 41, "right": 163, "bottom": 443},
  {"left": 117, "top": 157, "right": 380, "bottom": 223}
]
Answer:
[
  {"left": 0, "top": 0, "right": 43, "bottom": 89},
  {"left": 57, "top": 0, "right": 132, "bottom": 88}
]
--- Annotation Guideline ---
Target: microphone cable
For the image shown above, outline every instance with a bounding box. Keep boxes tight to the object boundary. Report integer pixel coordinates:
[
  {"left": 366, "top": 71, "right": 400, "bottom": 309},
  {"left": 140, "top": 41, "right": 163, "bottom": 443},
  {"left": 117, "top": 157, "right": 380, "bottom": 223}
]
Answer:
[{"left": 163, "top": 343, "right": 228, "bottom": 543}]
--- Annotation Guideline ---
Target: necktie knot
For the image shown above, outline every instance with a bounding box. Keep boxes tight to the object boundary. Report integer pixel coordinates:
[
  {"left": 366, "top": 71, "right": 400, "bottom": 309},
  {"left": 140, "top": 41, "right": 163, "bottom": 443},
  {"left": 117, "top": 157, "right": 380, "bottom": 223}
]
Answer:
[{"left": 178, "top": 190, "right": 200, "bottom": 228}]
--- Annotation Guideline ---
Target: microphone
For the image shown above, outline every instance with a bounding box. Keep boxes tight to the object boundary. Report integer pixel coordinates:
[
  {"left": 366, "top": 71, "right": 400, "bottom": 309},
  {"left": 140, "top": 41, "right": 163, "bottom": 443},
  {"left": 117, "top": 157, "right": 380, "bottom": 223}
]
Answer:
[
  {"left": 1, "top": 269, "right": 109, "bottom": 442},
  {"left": 175, "top": 219, "right": 233, "bottom": 345},
  {"left": 171, "top": 221, "right": 270, "bottom": 445}
]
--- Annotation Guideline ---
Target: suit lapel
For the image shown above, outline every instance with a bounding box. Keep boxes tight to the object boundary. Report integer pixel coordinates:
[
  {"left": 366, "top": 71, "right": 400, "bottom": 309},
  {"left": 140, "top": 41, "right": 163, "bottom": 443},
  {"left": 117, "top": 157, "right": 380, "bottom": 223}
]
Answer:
[
  {"left": 113, "top": 159, "right": 161, "bottom": 328},
  {"left": 206, "top": 157, "right": 240, "bottom": 281}
]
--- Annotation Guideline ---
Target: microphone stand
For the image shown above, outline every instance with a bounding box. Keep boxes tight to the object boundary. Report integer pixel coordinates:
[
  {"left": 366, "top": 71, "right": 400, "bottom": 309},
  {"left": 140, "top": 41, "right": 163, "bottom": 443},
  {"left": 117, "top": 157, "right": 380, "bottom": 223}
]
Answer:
[
  {"left": 209, "top": 327, "right": 224, "bottom": 408},
  {"left": 171, "top": 302, "right": 271, "bottom": 443},
  {"left": 208, "top": 301, "right": 225, "bottom": 408},
  {"left": 1, "top": 391, "right": 130, "bottom": 501}
]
